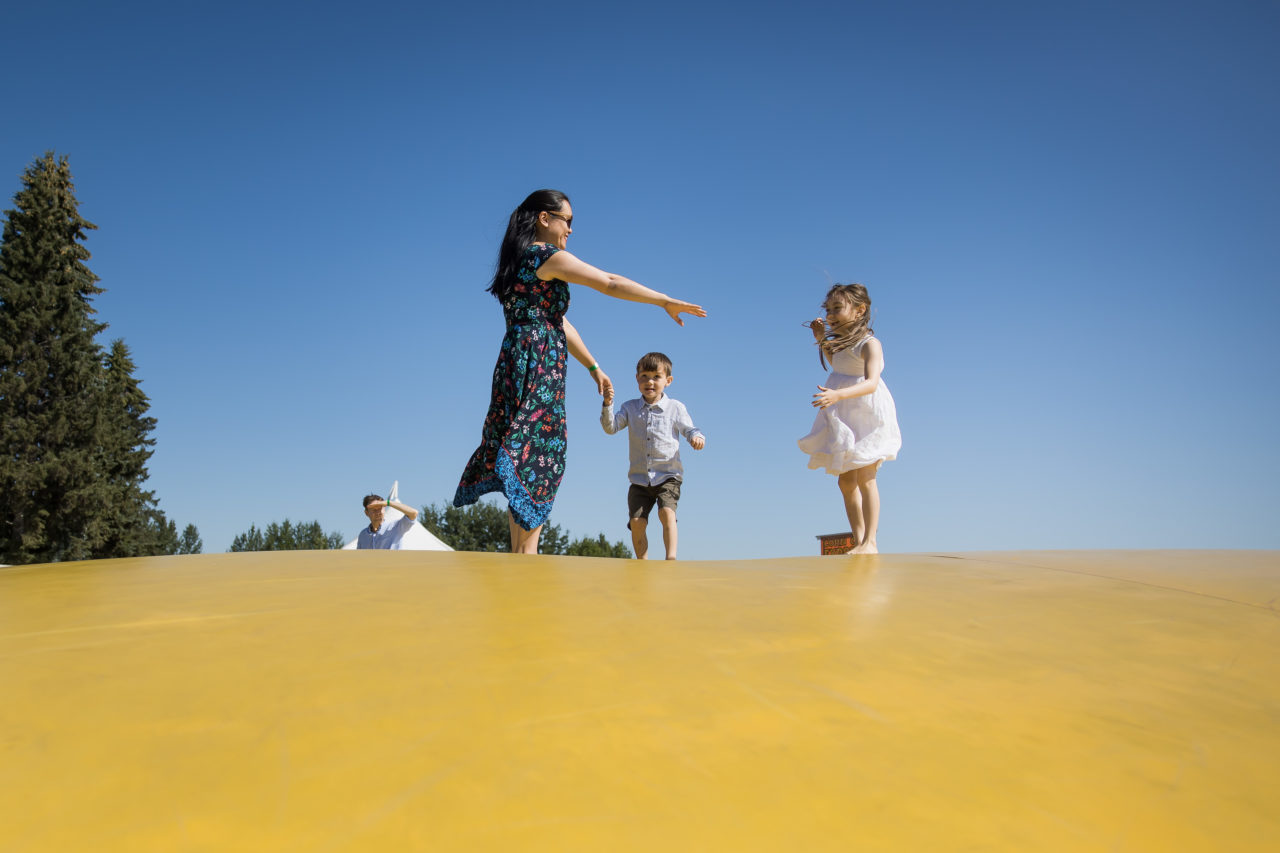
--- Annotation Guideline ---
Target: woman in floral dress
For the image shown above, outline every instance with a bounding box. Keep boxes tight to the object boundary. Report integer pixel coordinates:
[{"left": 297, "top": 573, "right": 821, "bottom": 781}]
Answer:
[{"left": 455, "top": 189, "right": 706, "bottom": 554}]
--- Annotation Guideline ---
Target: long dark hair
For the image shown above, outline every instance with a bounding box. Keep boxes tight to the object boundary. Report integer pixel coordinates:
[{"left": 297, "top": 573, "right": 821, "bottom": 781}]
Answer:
[
  {"left": 817, "top": 283, "right": 874, "bottom": 369},
  {"left": 486, "top": 189, "right": 570, "bottom": 302}
]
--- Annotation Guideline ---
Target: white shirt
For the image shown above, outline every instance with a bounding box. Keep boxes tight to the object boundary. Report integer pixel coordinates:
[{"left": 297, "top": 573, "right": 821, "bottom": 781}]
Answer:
[
  {"left": 601, "top": 394, "right": 703, "bottom": 487},
  {"left": 356, "top": 513, "right": 418, "bottom": 550}
]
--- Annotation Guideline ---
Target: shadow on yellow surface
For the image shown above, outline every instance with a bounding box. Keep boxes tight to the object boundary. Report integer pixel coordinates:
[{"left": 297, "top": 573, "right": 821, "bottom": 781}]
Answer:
[{"left": 2, "top": 550, "right": 1278, "bottom": 850}]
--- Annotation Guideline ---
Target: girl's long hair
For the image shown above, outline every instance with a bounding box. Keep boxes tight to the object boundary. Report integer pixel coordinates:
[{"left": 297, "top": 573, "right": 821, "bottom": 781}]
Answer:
[
  {"left": 817, "top": 283, "right": 873, "bottom": 369},
  {"left": 486, "top": 189, "right": 570, "bottom": 303}
]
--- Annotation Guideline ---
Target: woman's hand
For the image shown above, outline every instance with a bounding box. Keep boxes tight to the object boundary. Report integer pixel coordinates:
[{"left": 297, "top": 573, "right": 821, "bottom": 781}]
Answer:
[
  {"left": 812, "top": 385, "right": 843, "bottom": 409},
  {"left": 593, "top": 368, "right": 613, "bottom": 401},
  {"left": 663, "top": 299, "right": 707, "bottom": 326}
]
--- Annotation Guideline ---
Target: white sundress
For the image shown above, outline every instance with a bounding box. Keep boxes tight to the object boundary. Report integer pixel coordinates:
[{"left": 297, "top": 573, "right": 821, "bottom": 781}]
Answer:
[{"left": 798, "top": 337, "right": 902, "bottom": 475}]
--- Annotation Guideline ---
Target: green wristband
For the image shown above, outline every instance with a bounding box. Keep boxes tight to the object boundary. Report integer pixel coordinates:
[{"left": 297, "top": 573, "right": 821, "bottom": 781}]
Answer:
[{"left": 588, "top": 363, "right": 599, "bottom": 372}]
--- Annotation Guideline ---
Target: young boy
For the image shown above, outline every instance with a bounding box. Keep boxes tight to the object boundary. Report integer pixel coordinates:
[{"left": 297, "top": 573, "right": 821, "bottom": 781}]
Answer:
[{"left": 601, "top": 352, "right": 705, "bottom": 560}]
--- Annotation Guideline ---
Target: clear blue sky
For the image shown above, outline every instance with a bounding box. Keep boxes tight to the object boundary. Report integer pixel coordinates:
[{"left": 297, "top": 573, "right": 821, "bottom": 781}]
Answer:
[{"left": 4, "top": 0, "right": 1277, "bottom": 559}]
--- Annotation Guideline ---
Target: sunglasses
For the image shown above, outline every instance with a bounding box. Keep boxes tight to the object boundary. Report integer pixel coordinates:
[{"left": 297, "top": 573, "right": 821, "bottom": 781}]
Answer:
[{"left": 546, "top": 211, "right": 573, "bottom": 227}]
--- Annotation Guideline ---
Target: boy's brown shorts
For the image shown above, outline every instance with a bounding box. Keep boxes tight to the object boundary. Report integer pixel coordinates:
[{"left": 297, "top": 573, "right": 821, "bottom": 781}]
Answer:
[{"left": 626, "top": 479, "right": 682, "bottom": 528}]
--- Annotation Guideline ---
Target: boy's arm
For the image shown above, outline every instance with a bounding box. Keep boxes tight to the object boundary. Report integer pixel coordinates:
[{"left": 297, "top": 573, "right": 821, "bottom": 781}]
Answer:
[
  {"left": 676, "top": 402, "right": 705, "bottom": 450},
  {"left": 601, "top": 399, "right": 629, "bottom": 435}
]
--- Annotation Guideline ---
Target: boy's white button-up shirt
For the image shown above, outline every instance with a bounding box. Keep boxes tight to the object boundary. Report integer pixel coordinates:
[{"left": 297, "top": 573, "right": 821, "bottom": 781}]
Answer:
[{"left": 601, "top": 394, "right": 703, "bottom": 487}]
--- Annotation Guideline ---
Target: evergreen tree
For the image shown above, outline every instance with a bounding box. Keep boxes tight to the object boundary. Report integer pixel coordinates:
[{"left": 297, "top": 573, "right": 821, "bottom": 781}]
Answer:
[
  {"left": 228, "top": 519, "right": 344, "bottom": 552},
  {"left": 175, "top": 523, "right": 203, "bottom": 555},
  {"left": 0, "top": 153, "right": 108, "bottom": 563},
  {"left": 0, "top": 152, "right": 188, "bottom": 563},
  {"left": 93, "top": 339, "right": 170, "bottom": 557},
  {"left": 132, "top": 511, "right": 201, "bottom": 556}
]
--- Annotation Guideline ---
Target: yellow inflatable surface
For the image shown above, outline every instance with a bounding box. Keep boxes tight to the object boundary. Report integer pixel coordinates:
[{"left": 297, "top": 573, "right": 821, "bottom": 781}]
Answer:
[{"left": 3, "top": 550, "right": 1278, "bottom": 850}]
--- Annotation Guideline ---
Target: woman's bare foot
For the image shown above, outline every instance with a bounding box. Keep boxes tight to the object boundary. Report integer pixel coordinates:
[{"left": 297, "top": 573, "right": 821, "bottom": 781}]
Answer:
[{"left": 850, "top": 541, "right": 878, "bottom": 555}]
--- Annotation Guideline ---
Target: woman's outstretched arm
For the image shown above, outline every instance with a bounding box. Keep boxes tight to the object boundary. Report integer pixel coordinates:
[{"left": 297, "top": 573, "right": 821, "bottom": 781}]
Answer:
[{"left": 538, "top": 251, "right": 706, "bottom": 326}]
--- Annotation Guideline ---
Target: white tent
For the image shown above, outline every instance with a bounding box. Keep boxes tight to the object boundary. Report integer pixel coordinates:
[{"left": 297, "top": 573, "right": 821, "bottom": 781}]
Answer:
[{"left": 342, "top": 481, "right": 452, "bottom": 551}]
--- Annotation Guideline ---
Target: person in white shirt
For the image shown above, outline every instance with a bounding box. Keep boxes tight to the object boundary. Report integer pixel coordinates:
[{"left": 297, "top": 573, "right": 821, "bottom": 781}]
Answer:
[
  {"left": 356, "top": 494, "right": 420, "bottom": 550},
  {"left": 600, "top": 352, "right": 705, "bottom": 560}
]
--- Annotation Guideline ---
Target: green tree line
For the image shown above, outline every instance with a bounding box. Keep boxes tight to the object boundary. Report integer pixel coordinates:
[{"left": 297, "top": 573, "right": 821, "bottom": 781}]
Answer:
[
  {"left": 226, "top": 502, "right": 630, "bottom": 557},
  {"left": 420, "top": 501, "right": 630, "bottom": 557},
  {"left": 229, "top": 520, "right": 345, "bottom": 552}
]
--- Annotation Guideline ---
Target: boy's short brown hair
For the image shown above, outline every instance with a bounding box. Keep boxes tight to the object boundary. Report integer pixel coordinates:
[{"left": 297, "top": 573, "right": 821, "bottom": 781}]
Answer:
[{"left": 635, "top": 351, "right": 673, "bottom": 376}]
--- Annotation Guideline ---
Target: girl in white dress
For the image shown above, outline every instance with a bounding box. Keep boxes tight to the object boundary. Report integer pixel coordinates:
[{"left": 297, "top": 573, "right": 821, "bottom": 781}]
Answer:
[{"left": 798, "top": 283, "right": 901, "bottom": 554}]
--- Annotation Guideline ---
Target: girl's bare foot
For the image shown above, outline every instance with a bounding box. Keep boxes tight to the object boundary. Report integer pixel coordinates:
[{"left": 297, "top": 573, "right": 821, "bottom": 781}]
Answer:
[{"left": 850, "top": 541, "right": 878, "bottom": 555}]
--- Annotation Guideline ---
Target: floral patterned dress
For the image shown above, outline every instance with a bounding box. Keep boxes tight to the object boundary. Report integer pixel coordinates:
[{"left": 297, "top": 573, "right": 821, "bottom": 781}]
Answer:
[{"left": 454, "top": 244, "right": 570, "bottom": 530}]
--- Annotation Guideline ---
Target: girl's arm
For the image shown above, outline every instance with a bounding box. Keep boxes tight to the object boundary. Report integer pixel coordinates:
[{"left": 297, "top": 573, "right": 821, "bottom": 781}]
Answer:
[
  {"left": 539, "top": 250, "right": 706, "bottom": 326},
  {"left": 812, "top": 338, "right": 885, "bottom": 409},
  {"left": 563, "top": 317, "right": 612, "bottom": 399}
]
